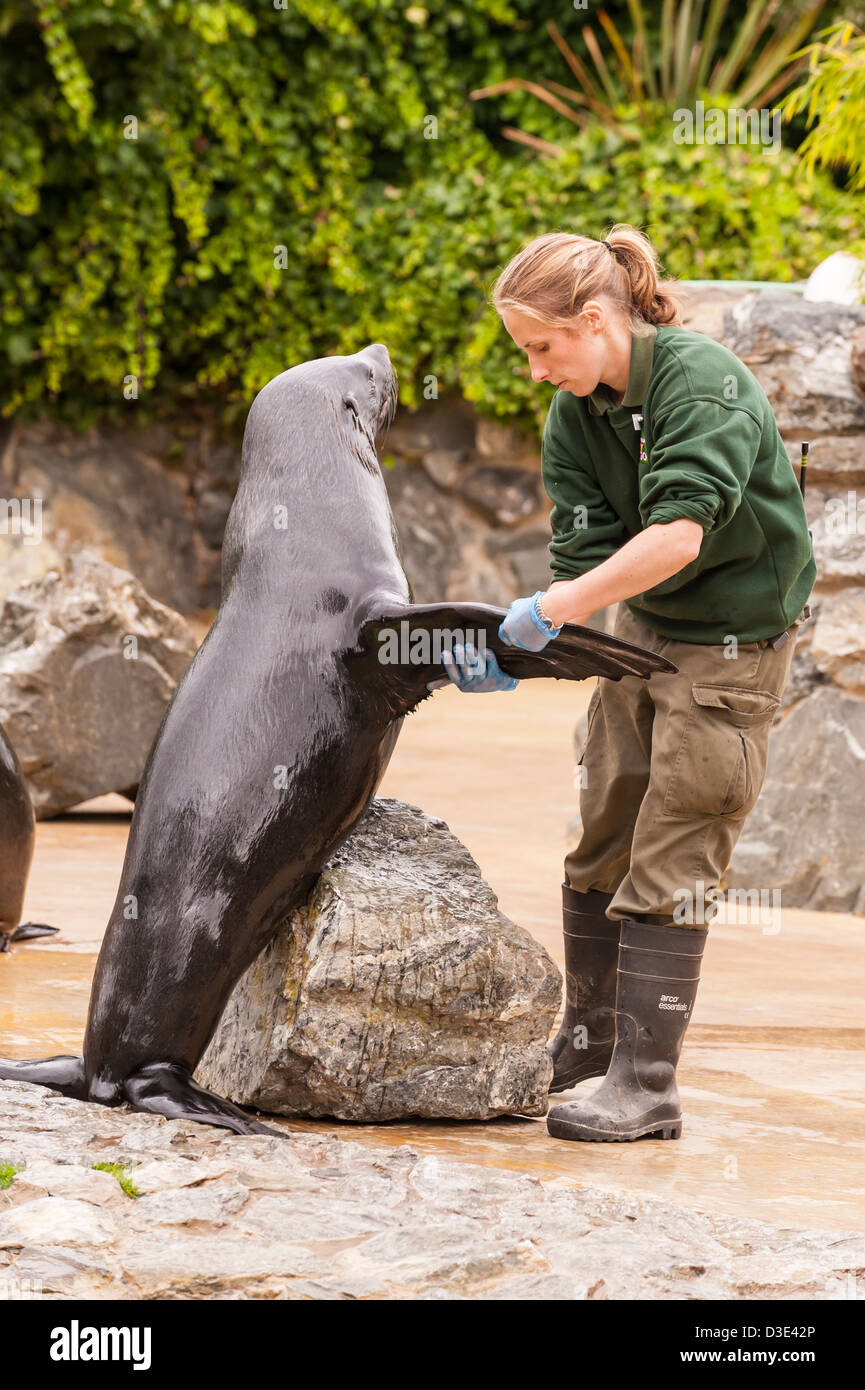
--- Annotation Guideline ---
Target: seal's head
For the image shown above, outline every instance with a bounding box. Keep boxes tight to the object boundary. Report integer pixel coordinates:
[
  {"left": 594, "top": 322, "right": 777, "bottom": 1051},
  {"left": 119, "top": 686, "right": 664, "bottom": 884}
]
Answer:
[
  {"left": 255, "top": 342, "right": 397, "bottom": 475},
  {"left": 317, "top": 342, "right": 398, "bottom": 473},
  {"left": 341, "top": 342, "right": 399, "bottom": 448},
  {"left": 326, "top": 343, "right": 398, "bottom": 473}
]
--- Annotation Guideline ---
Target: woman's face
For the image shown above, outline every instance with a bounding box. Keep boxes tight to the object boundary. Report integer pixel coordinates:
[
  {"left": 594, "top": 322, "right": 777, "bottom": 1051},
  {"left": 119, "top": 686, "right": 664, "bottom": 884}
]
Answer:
[{"left": 501, "top": 303, "right": 609, "bottom": 397}]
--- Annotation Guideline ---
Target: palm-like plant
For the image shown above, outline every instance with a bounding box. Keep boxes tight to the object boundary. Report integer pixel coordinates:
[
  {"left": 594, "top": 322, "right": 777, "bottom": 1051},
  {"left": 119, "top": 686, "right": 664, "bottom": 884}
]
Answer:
[
  {"left": 782, "top": 21, "right": 865, "bottom": 191},
  {"left": 471, "top": 0, "right": 828, "bottom": 154}
]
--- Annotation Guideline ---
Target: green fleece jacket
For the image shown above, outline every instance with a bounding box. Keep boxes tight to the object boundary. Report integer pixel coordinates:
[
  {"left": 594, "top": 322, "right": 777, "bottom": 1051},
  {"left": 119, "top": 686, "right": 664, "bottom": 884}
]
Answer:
[{"left": 541, "top": 322, "right": 815, "bottom": 644}]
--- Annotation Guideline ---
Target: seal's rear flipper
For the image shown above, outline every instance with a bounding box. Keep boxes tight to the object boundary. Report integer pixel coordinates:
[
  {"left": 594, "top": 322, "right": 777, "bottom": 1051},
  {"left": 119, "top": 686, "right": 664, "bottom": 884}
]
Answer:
[
  {"left": 0, "top": 1055, "right": 87, "bottom": 1099},
  {"left": 11, "top": 922, "right": 60, "bottom": 943},
  {"left": 355, "top": 602, "right": 677, "bottom": 714},
  {"left": 124, "top": 1063, "right": 288, "bottom": 1139}
]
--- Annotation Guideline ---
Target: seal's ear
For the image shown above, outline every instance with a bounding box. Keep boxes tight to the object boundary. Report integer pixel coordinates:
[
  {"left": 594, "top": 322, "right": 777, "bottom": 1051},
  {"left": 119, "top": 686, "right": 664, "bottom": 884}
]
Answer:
[{"left": 350, "top": 602, "right": 677, "bottom": 717}]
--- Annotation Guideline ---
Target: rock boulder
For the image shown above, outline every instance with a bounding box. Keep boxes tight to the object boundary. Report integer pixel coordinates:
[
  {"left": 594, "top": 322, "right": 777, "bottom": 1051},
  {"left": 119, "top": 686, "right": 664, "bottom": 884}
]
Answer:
[
  {"left": 726, "top": 686, "right": 865, "bottom": 915},
  {"left": 0, "top": 554, "right": 197, "bottom": 817},
  {"left": 197, "top": 798, "right": 559, "bottom": 1121}
]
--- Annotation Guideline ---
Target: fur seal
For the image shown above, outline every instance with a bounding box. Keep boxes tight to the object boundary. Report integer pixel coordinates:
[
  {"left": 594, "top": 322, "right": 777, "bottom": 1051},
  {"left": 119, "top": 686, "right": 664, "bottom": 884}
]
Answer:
[
  {"left": 0, "top": 722, "right": 57, "bottom": 951},
  {"left": 0, "top": 344, "right": 675, "bottom": 1135}
]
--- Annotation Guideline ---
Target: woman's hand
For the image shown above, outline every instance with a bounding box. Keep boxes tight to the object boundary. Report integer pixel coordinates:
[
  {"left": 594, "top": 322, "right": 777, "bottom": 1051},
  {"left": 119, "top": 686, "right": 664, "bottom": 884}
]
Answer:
[
  {"left": 426, "top": 643, "right": 519, "bottom": 693},
  {"left": 498, "top": 591, "right": 562, "bottom": 650}
]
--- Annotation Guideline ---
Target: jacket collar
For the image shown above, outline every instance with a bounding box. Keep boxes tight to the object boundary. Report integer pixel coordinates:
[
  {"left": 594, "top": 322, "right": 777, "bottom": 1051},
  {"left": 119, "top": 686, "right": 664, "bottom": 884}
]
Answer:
[{"left": 587, "top": 323, "right": 657, "bottom": 415}]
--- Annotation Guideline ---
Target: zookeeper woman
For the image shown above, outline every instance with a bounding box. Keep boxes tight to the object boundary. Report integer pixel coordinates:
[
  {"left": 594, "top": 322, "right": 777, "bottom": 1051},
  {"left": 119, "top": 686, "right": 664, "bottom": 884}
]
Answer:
[{"left": 435, "top": 224, "right": 815, "bottom": 1144}]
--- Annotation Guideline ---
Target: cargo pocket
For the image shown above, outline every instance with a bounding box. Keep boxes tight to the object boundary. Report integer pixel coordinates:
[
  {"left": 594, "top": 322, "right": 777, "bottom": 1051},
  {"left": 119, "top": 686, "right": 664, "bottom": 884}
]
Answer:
[{"left": 663, "top": 684, "right": 780, "bottom": 820}]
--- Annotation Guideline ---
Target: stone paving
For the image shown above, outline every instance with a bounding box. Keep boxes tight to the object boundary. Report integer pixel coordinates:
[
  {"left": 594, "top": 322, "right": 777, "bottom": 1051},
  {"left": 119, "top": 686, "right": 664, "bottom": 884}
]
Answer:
[{"left": 1, "top": 1081, "right": 862, "bottom": 1301}]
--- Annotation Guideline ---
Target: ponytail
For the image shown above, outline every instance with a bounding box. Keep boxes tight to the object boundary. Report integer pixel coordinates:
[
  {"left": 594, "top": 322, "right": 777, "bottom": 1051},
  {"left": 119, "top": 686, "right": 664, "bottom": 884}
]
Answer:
[{"left": 491, "top": 223, "right": 684, "bottom": 334}]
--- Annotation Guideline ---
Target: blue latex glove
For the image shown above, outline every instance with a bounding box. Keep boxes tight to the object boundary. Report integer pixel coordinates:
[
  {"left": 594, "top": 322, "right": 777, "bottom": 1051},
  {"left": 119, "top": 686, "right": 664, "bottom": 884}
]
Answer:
[
  {"left": 426, "top": 642, "right": 519, "bottom": 694},
  {"left": 498, "top": 591, "right": 562, "bottom": 651}
]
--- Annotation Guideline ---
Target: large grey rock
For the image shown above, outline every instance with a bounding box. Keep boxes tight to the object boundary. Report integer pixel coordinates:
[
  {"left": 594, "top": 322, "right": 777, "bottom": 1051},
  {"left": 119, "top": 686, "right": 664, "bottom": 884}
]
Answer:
[
  {"left": 456, "top": 464, "right": 541, "bottom": 527},
  {"left": 0, "top": 420, "right": 200, "bottom": 610},
  {"left": 485, "top": 526, "right": 555, "bottom": 594},
  {"left": 197, "top": 798, "right": 559, "bottom": 1120},
  {"left": 384, "top": 464, "right": 520, "bottom": 605},
  {"left": 0, "top": 416, "right": 249, "bottom": 611},
  {"left": 722, "top": 294, "right": 865, "bottom": 434},
  {"left": 782, "top": 435, "right": 865, "bottom": 486},
  {"left": 383, "top": 397, "right": 478, "bottom": 462},
  {"left": 380, "top": 397, "right": 550, "bottom": 602},
  {"left": 728, "top": 686, "right": 865, "bottom": 914},
  {"left": 806, "top": 487, "right": 865, "bottom": 585},
  {"left": 809, "top": 587, "right": 865, "bottom": 693},
  {"left": 474, "top": 415, "right": 541, "bottom": 466},
  {"left": 420, "top": 447, "right": 469, "bottom": 491},
  {"left": 0, "top": 554, "right": 196, "bottom": 816}
]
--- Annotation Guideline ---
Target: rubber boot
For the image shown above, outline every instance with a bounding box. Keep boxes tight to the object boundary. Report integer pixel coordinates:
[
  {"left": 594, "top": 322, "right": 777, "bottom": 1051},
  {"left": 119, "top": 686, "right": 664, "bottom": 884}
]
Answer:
[
  {"left": 547, "top": 883, "right": 620, "bottom": 1093},
  {"left": 547, "top": 918, "right": 708, "bottom": 1141}
]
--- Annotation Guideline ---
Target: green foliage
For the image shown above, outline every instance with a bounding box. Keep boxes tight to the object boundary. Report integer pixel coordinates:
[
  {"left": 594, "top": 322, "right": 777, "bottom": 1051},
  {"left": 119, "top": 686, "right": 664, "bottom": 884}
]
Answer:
[
  {"left": 472, "top": 0, "right": 832, "bottom": 142},
  {"left": 782, "top": 21, "right": 865, "bottom": 190},
  {"left": 0, "top": 0, "right": 529, "bottom": 423},
  {"left": 31, "top": 0, "right": 95, "bottom": 127},
  {"left": 0, "top": 1161, "right": 23, "bottom": 1188},
  {"left": 92, "top": 1160, "right": 140, "bottom": 1198},
  {"left": 355, "top": 104, "right": 862, "bottom": 428},
  {"left": 0, "top": 0, "right": 861, "bottom": 431}
]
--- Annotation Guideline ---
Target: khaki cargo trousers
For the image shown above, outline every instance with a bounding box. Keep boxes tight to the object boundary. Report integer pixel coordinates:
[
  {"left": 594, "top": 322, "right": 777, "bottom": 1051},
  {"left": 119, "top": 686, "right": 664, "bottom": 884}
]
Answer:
[{"left": 565, "top": 603, "right": 803, "bottom": 928}]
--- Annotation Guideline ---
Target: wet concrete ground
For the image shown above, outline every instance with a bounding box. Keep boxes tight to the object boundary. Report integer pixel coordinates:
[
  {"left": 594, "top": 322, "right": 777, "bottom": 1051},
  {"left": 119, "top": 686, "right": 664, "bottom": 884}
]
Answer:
[{"left": 3, "top": 680, "right": 863, "bottom": 1235}]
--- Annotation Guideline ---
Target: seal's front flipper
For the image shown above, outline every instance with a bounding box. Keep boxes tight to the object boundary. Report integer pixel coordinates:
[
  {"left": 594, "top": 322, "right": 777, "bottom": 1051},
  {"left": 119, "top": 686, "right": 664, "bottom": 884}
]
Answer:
[
  {"left": 355, "top": 601, "right": 677, "bottom": 714},
  {"left": 0, "top": 1055, "right": 87, "bottom": 1099},
  {"left": 124, "top": 1063, "right": 288, "bottom": 1139},
  {"left": 11, "top": 922, "right": 60, "bottom": 943}
]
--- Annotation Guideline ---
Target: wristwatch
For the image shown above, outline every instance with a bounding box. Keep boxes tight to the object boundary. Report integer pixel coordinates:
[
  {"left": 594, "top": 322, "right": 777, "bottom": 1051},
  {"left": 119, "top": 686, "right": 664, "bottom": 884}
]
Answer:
[{"left": 534, "top": 592, "right": 562, "bottom": 635}]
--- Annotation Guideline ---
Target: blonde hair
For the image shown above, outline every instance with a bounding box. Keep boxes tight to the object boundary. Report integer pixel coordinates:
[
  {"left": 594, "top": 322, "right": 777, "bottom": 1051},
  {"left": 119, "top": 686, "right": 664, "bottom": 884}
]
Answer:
[{"left": 491, "top": 223, "right": 684, "bottom": 336}]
